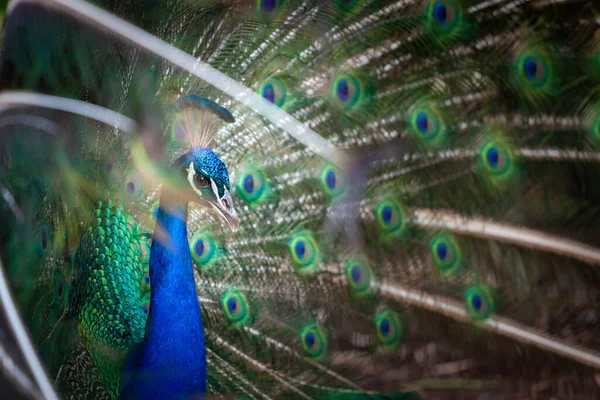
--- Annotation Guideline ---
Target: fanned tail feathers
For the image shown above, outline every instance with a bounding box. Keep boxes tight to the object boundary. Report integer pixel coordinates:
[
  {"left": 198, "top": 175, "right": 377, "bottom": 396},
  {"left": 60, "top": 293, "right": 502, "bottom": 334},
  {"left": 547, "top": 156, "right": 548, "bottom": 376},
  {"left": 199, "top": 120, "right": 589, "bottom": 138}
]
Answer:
[{"left": 1, "top": 0, "right": 600, "bottom": 399}]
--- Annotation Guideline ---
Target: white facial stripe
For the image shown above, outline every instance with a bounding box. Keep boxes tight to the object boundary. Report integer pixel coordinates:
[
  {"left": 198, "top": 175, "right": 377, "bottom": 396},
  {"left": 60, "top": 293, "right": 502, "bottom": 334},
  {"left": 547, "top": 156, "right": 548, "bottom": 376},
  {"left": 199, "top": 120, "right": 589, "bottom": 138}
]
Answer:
[
  {"left": 210, "top": 180, "right": 234, "bottom": 208},
  {"left": 187, "top": 162, "right": 204, "bottom": 198},
  {"left": 209, "top": 180, "right": 237, "bottom": 213},
  {"left": 188, "top": 162, "right": 237, "bottom": 223},
  {"left": 210, "top": 178, "right": 220, "bottom": 200}
]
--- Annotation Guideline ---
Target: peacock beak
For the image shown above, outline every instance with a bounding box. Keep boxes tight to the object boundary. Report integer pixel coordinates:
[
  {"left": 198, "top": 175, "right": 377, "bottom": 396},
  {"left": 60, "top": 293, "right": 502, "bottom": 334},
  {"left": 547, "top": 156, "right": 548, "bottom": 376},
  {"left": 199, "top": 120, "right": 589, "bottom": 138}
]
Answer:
[
  {"left": 208, "top": 184, "right": 239, "bottom": 233},
  {"left": 224, "top": 210, "right": 240, "bottom": 232},
  {"left": 215, "top": 203, "right": 239, "bottom": 232}
]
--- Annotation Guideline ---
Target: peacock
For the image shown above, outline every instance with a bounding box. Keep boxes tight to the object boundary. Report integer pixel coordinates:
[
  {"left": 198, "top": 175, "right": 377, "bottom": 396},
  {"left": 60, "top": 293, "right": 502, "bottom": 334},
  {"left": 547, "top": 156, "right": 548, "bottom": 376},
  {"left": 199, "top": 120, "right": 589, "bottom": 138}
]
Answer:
[{"left": 1, "top": 0, "right": 600, "bottom": 399}]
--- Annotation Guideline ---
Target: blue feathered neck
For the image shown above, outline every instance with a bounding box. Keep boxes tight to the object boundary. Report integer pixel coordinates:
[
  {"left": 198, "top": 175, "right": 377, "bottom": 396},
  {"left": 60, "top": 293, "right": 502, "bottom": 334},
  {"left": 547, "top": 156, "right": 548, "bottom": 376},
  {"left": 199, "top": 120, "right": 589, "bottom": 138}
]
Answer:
[{"left": 120, "top": 196, "right": 206, "bottom": 400}]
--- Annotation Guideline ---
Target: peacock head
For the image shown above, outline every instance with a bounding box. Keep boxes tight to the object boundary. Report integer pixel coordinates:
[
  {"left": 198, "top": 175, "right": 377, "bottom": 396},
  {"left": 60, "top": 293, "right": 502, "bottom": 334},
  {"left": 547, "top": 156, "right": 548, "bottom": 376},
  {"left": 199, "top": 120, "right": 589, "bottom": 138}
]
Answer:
[{"left": 173, "top": 147, "right": 239, "bottom": 232}]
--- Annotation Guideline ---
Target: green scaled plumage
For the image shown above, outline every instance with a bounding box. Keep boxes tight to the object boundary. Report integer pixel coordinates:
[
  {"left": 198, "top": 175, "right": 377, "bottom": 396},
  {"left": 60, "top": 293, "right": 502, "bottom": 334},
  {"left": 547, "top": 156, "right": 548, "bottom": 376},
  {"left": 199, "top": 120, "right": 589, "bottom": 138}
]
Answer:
[
  {"left": 2, "top": 0, "right": 600, "bottom": 399},
  {"left": 72, "top": 200, "right": 148, "bottom": 397}
]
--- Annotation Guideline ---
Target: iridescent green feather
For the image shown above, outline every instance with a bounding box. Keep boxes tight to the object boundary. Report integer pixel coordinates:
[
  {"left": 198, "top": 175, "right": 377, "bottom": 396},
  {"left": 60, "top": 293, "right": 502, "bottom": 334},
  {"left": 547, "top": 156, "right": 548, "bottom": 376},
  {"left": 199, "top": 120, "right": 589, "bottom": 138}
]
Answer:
[
  {"left": 345, "top": 255, "right": 374, "bottom": 299},
  {"left": 288, "top": 230, "right": 321, "bottom": 276},
  {"left": 320, "top": 163, "right": 347, "bottom": 200},
  {"left": 258, "top": 76, "right": 290, "bottom": 109},
  {"left": 221, "top": 289, "right": 253, "bottom": 326},
  {"left": 299, "top": 323, "right": 329, "bottom": 360},
  {"left": 72, "top": 200, "right": 148, "bottom": 397},
  {"left": 430, "top": 233, "right": 463, "bottom": 275},
  {"left": 425, "top": 0, "right": 477, "bottom": 43},
  {"left": 374, "top": 310, "right": 404, "bottom": 351},
  {"left": 408, "top": 101, "right": 450, "bottom": 148},
  {"left": 465, "top": 284, "right": 496, "bottom": 321},
  {"left": 235, "top": 167, "right": 273, "bottom": 207},
  {"left": 190, "top": 231, "right": 220, "bottom": 270},
  {"left": 512, "top": 43, "right": 561, "bottom": 105},
  {"left": 328, "top": 68, "right": 377, "bottom": 122},
  {"left": 374, "top": 198, "right": 409, "bottom": 240},
  {"left": 478, "top": 130, "right": 518, "bottom": 189}
]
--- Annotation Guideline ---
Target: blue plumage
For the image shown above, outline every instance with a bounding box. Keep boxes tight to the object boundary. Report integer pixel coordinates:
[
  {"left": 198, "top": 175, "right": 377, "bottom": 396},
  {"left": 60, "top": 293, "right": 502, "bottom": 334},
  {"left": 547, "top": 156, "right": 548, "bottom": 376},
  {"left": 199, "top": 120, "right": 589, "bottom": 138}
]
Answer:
[
  {"left": 524, "top": 57, "right": 538, "bottom": 80},
  {"left": 263, "top": 83, "right": 275, "bottom": 103},
  {"left": 433, "top": 2, "right": 447, "bottom": 25},
  {"left": 243, "top": 174, "right": 254, "bottom": 193},
  {"left": 416, "top": 113, "right": 428, "bottom": 134},
  {"left": 487, "top": 147, "right": 499, "bottom": 167},
  {"left": 336, "top": 80, "right": 349, "bottom": 102},
  {"left": 326, "top": 170, "right": 336, "bottom": 190},
  {"left": 121, "top": 146, "right": 237, "bottom": 399},
  {"left": 120, "top": 201, "right": 206, "bottom": 400}
]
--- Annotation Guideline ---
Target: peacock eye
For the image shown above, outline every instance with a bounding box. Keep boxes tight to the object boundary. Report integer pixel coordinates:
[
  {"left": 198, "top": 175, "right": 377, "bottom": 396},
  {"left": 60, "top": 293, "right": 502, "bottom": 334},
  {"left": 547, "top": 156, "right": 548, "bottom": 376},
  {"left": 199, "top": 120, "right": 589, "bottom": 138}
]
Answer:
[
  {"left": 429, "top": 0, "right": 458, "bottom": 32},
  {"left": 518, "top": 51, "right": 550, "bottom": 88},
  {"left": 430, "top": 234, "right": 461, "bottom": 274},
  {"left": 258, "top": 0, "right": 283, "bottom": 16},
  {"left": 320, "top": 165, "right": 346, "bottom": 198},
  {"left": 222, "top": 198, "right": 230, "bottom": 209},
  {"left": 37, "top": 223, "right": 51, "bottom": 255},
  {"left": 465, "top": 284, "right": 495, "bottom": 321},
  {"left": 375, "top": 310, "right": 404, "bottom": 350},
  {"left": 480, "top": 142, "right": 511, "bottom": 176},
  {"left": 410, "top": 107, "right": 442, "bottom": 139},
  {"left": 140, "top": 272, "right": 151, "bottom": 293},
  {"left": 289, "top": 233, "right": 318, "bottom": 267},
  {"left": 124, "top": 169, "right": 144, "bottom": 201},
  {"left": 300, "top": 325, "right": 328, "bottom": 359},
  {"left": 237, "top": 169, "right": 266, "bottom": 204},
  {"left": 332, "top": 73, "right": 361, "bottom": 110},
  {"left": 262, "top": 0, "right": 276, "bottom": 11},
  {"left": 374, "top": 199, "right": 406, "bottom": 234},
  {"left": 194, "top": 173, "right": 209, "bottom": 188},
  {"left": 142, "top": 301, "right": 150, "bottom": 315},
  {"left": 433, "top": 1, "right": 447, "bottom": 25},
  {"left": 259, "top": 77, "right": 287, "bottom": 107},
  {"left": 222, "top": 290, "right": 251, "bottom": 324},
  {"left": 190, "top": 232, "right": 217, "bottom": 267},
  {"left": 345, "top": 258, "right": 373, "bottom": 296}
]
